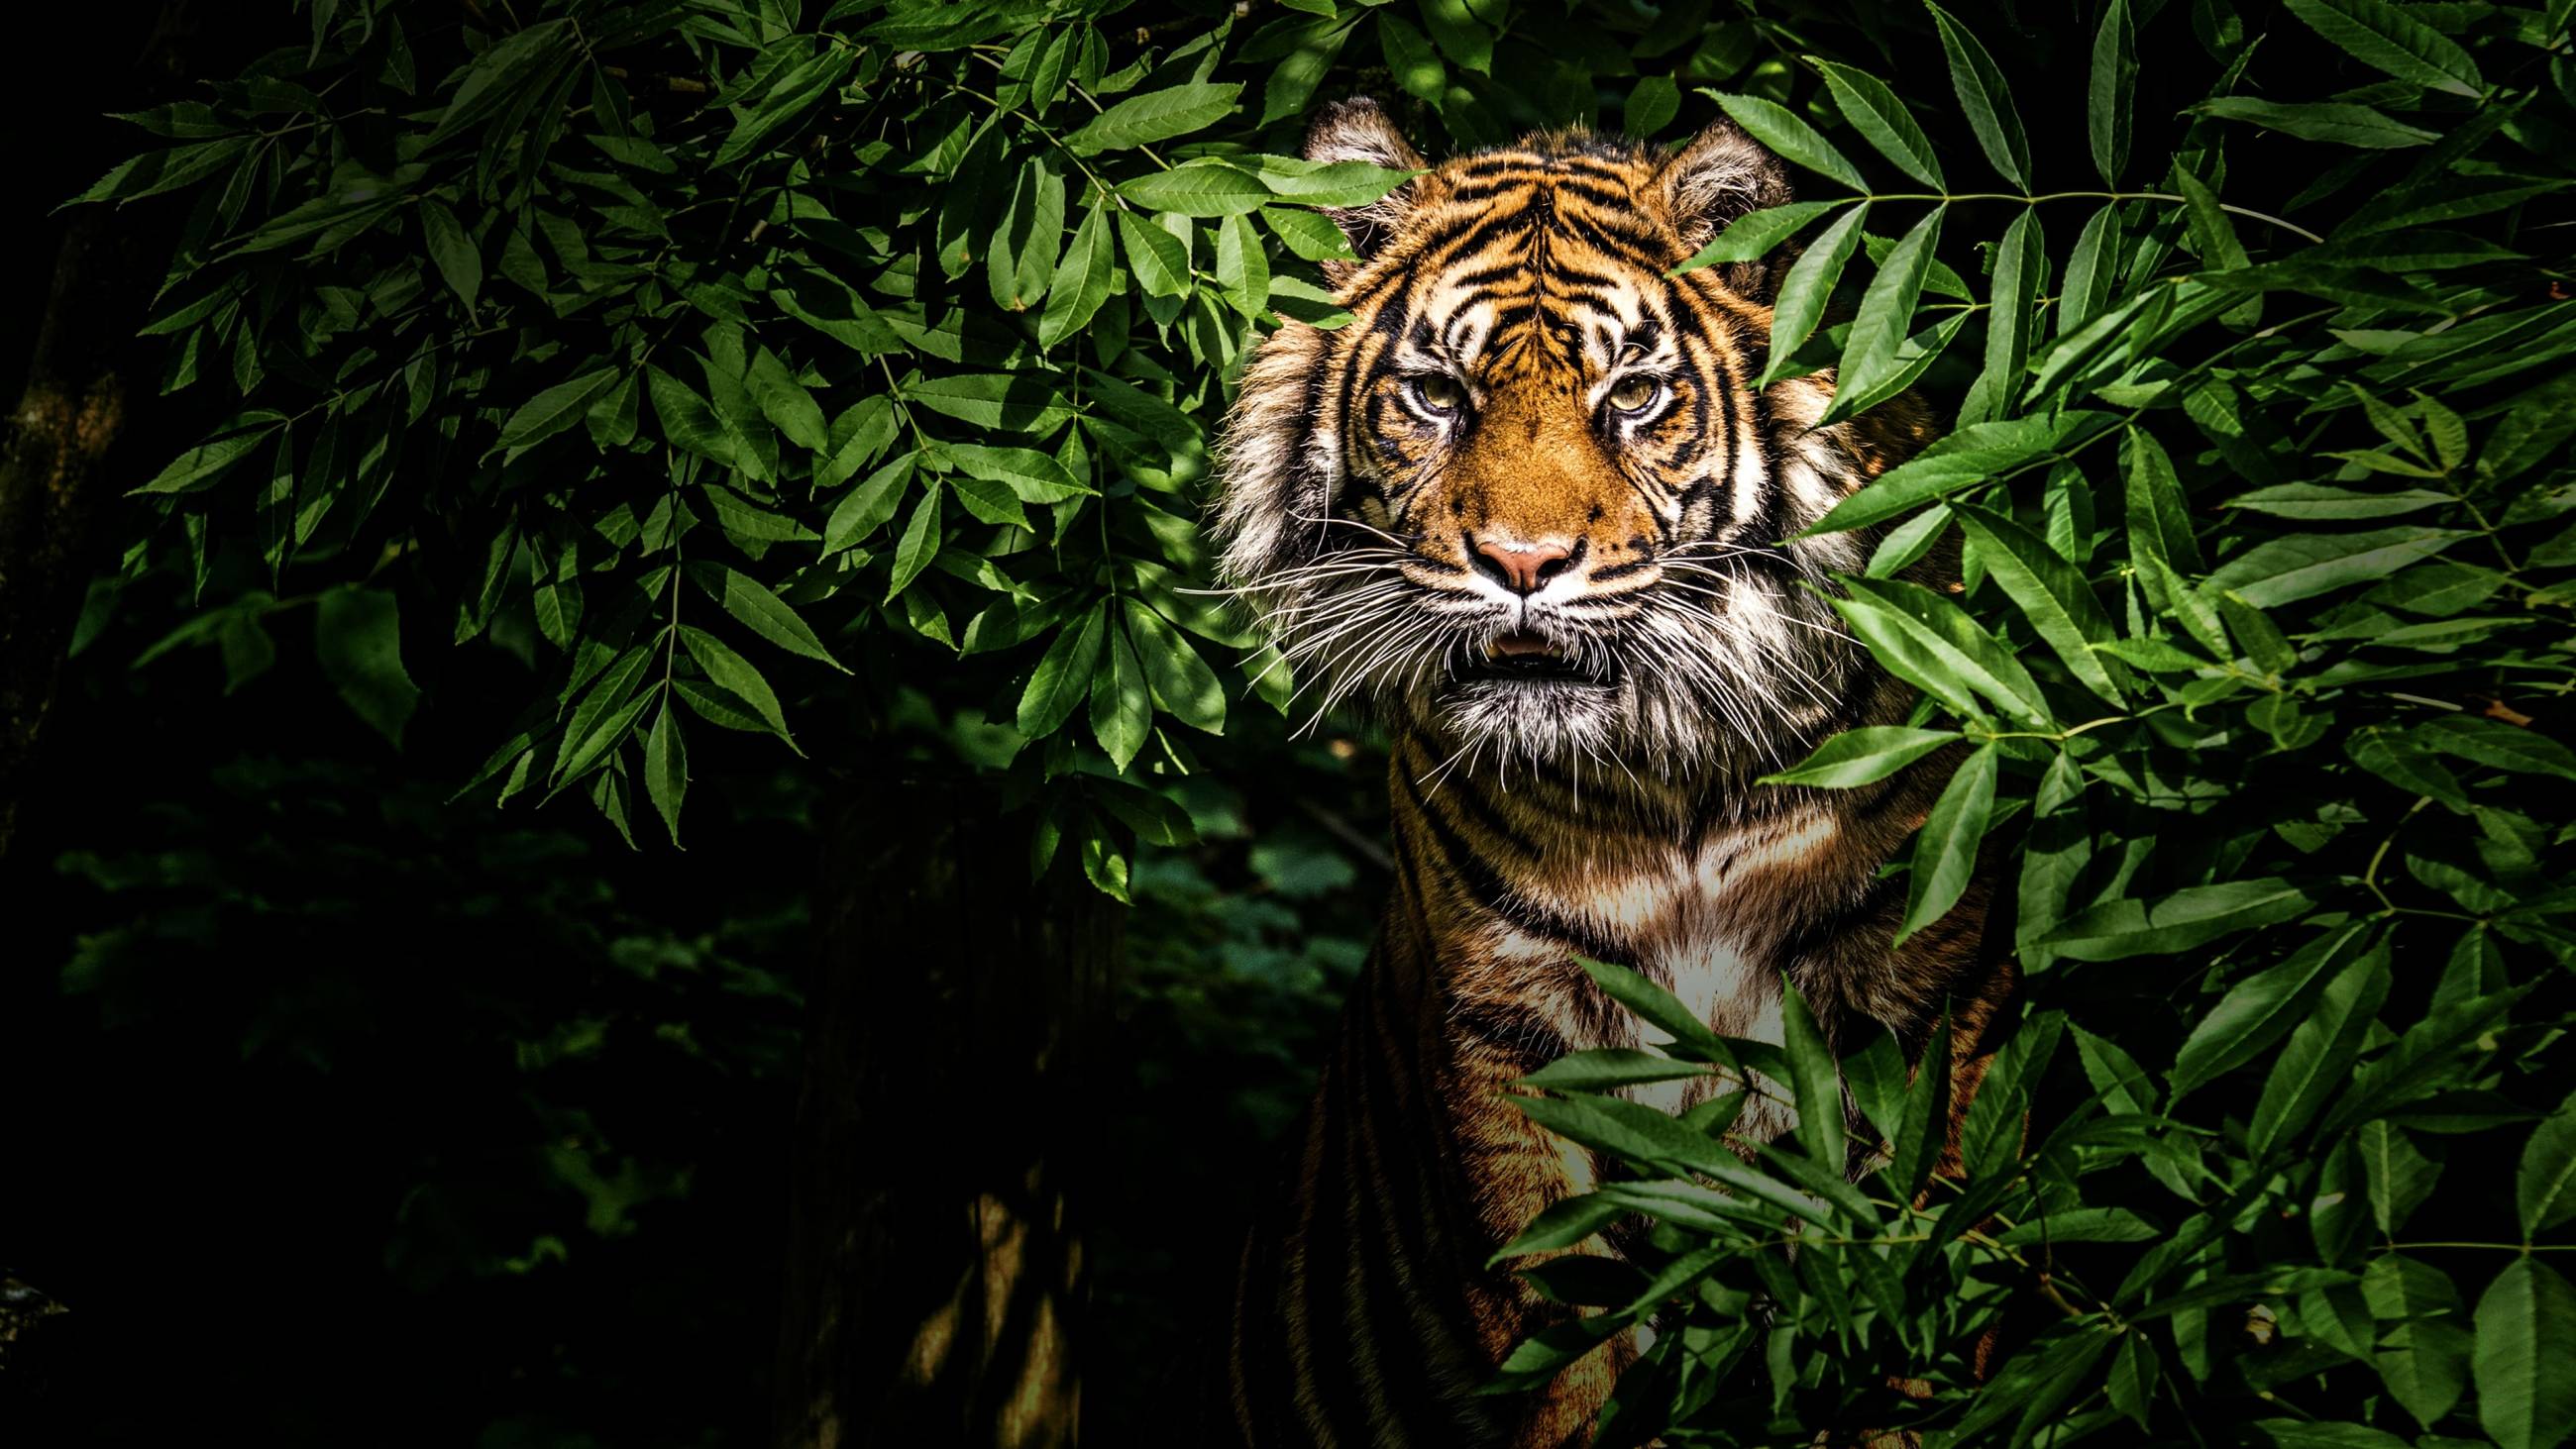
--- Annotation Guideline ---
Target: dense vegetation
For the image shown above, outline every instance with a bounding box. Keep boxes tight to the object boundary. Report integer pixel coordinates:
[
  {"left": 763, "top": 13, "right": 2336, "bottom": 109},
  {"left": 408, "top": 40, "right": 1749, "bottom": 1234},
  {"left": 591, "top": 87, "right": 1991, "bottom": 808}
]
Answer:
[{"left": 7, "top": 0, "right": 2573, "bottom": 1443}]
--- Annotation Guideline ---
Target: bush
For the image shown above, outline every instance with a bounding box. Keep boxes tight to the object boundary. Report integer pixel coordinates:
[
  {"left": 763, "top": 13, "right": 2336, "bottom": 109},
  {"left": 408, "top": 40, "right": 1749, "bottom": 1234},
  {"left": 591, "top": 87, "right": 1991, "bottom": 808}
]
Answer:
[{"left": 80, "top": 0, "right": 2576, "bottom": 1444}]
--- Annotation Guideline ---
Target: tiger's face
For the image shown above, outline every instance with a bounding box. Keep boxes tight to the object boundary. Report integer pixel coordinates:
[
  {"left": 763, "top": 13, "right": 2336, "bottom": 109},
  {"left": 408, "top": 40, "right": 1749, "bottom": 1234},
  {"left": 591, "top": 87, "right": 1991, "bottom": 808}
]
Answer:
[{"left": 1215, "top": 101, "right": 1928, "bottom": 774}]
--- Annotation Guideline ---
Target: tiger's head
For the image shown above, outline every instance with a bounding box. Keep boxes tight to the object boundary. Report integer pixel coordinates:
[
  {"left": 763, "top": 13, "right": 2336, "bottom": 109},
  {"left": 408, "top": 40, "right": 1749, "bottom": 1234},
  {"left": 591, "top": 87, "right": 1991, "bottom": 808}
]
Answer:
[{"left": 1212, "top": 99, "right": 1932, "bottom": 775}]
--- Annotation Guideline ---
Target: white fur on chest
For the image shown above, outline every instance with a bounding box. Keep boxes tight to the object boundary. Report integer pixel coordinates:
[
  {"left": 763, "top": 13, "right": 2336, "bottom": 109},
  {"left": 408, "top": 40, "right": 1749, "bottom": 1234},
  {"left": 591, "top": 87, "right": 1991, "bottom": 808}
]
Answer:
[{"left": 1488, "top": 809, "right": 1840, "bottom": 1114}]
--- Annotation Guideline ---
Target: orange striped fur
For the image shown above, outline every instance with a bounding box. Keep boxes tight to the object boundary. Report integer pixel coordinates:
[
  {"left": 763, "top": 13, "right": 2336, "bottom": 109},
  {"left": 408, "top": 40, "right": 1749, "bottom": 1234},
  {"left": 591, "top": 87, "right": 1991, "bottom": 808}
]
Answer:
[{"left": 1213, "top": 101, "right": 2014, "bottom": 1448}]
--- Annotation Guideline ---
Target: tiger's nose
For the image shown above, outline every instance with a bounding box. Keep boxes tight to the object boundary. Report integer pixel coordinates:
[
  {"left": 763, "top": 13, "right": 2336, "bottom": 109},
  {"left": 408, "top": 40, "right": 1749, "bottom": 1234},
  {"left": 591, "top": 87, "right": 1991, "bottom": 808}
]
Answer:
[{"left": 1468, "top": 534, "right": 1580, "bottom": 595}]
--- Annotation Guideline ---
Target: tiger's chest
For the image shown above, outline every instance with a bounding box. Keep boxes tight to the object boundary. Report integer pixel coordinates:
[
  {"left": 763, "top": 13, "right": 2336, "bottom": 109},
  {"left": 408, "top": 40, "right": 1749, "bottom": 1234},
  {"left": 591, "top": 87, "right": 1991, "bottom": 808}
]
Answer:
[{"left": 1462, "top": 805, "right": 1852, "bottom": 1113}]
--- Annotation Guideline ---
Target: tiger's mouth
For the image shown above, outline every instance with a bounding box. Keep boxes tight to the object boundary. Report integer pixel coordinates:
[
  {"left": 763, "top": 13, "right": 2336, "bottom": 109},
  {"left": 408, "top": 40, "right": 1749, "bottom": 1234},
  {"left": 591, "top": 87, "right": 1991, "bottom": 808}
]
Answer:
[{"left": 1450, "top": 630, "right": 1621, "bottom": 689}]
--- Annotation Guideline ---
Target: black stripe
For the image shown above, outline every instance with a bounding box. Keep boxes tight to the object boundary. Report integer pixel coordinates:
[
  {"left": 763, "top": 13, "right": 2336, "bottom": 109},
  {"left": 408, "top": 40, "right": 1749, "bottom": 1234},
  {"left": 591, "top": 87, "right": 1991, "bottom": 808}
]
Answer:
[{"left": 1396, "top": 767, "right": 1639, "bottom": 968}]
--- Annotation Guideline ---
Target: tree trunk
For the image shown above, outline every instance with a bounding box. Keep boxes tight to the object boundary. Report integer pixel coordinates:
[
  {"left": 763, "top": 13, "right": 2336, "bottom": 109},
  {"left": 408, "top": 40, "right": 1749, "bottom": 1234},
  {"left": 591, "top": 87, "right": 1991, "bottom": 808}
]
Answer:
[
  {"left": 774, "top": 778, "right": 1120, "bottom": 1448},
  {"left": 0, "top": 0, "right": 218, "bottom": 863}
]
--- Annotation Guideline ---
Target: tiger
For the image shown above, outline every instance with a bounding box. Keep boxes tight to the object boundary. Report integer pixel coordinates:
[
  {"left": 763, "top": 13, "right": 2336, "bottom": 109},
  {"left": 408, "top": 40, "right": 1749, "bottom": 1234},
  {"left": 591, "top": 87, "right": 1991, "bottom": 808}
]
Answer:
[{"left": 1208, "top": 98, "right": 2019, "bottom": 1448}]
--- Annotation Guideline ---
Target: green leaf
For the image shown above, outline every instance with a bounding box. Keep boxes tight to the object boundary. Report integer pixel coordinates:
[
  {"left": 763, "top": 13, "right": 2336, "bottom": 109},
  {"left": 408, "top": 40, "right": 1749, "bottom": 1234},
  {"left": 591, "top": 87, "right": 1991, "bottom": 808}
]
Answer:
[
  {"left": 1669, "top": 201, "right": 1841, "bottom": 276},
  {"left": 1125, "top": 602, "right": 1225, "bottom": 734},
  {"left": 1090, "top": 620, "right": 1151, "bottom": 771},
  {"left": 887, "top": 482, "right": 943, "bottom": 600},
  {"left": 1808, "top": 413, "right": 2099, "bottom": 535},
  {"left": 826, "top": 452, "right": 914, "bottom": 553},
  {"left": 2169, "top": 927, "right": 2375, "bottom": 1097},
  {"left": 2088, "top": 0, "right": 2136, "bottom": 185},
  {"left": 2206, "top": 528, "right": 2470, "bottom": 607},
  {"left": 943, "top": 444, "right": 1091, "bottom": 503},
  {"left": 2521, "top": 1091, "right": 2576, "bottom": 1238},
  {"left": 712, "top": 49, "right": 853, "bottom": 165},
  {"left": 2349, "top": 729, "right": 2470, "bottom": 809},
  {"left": 2173, "top": 162, "right": 2250, "bottom": 279},
  {"left": 1262, "top": 205, "right": 1352, "bottom": 262},
  {"left": 418, "top": 197, "right": 482, "bottom": 313},
  {"left": 1897, "top": 743, "right": 1995, "bottom": 944},
  {"left": 1777, "top": 978, "right": 1844, "bottom": 1171},
  {"left": 643, "top": 699, "right": 688, "bottom": 847},
  {"left": 1625, "top": 73, "right": 1681, "bottom": 138},
  {"left": 2286, "top": 0, "right": 2483, "bottom": 97},
  {"left": 2192, "top": 97, "right": 2437, "bottom": 149},
  {"left": 1258, "top": 17, "right": 1358, "bottom": 127},
  {"left": 1512, "top": 1093, "right": 1833, "bottom": 1228},
  {"left": 905, "top": 373, "right": 1074, "bottom": 434},
  {"left": 1416, "top": 0, "right": 1492, "bottom": 74},
  {"left": 2476, "top": 1258, "right": 2576, "bottom": 1449},
  {"left": 2359, "top": 1119, "right": 2439, "bottom": 1237},
  {"left": 1808, "top": 59, "right": 1943, "bottom": 188},
  {"left": 2222, "top": 482, "right": 2452, "bottom": 520},
  {"left": 1831, "top": 575, "right": 2051, "bottom": 724},
  {"left": 678, "top": 625, "right": 800, "bottom": 754},
  {"left": 1491, "top": 1193, "right": 1633, "bottom": 1261},
  {"left": 1575, "top": 957, "right": 1736, "bottom": 1068},
  {"left": 1828, "top": 206, "right": 1943, "bottom": 420},
  {"left": 1376, "top": 11, "right": 1447, "bottom": 102},
  {"left": 1760, "top": 203, "right": 1869, "bottom": 387},
  {"left": 2378, "top": 1314, "right": 2474, "bottom": 1430},
  {"left": 2248, "top": 942, "right": 2390, "bottom": 1158},
  {"left": 2043, "top": 879, "right": 2317, "bottom": 962},
  {"left": 1518, "top": 1050, "right": 1715, "bottom": 1093},
  {"left": 1214, "top": 213, "right": 1271, "bottom": 322},
  {"left": 66, "top": 136, "right": 255, "bottom": 208},
  {"left": 2247, "top": 1423, "right": 2411, "bottom": 1449},
  {"left": 2481, "top": 372, "right": 2576, "bottom": 483},
  {"left": 500, "top": 367, "right": 619, "bottom": 453},
  {"left": 314, "top": 586, "right": 420, "bottom": 748},
  {"left": 2414, "top": 715, "right": 2576, "bottom": 782},
  {"left": 695, "top": 564, "right": 845, "bottom": 672},
  {"left": 746, "top": 351, "right": 828, "bottom": 453},
  {"left": 1117, "top": 210, "right": 1193, "bottom": 298},
  {"left": 1952, "top": 503, "right": 2126, "bottom": 707},
  {"left": 989, "top": 155, "right": 1068, "bottom": 310},
  {"left": 1119, "top": 162, "right": 1272, "bottom": 217},
  {"left": 1964, "top": 208, "right": 2042, "bottom": 423},
  {"left": 551, "top": 650, "right": 652, "bottom": 791},
  {"left": 1064, "top": 81, "right": 1241, "bottom": 153},
  {"left": 1758, "top": 726, "right": 1959, "bottom": 787},
  {"left": 645, "top": 366, "right": 738, "bottom": 467},
  {"left": 1703, "top": 92, "right": 1870, "bottom": 192},
  {"left": 947, "top": 471, "right": 1029, "bottom": 530},
  {"left": 1925, "top": 4, "right": 2030, "bottom": 188},
  {"left": 134, "top": 417, "right": 281, "bottom": 495},
  {"left": 2050, "top": 204, "right": 2112, "bottom": 340},
  {"left": 1019, "top": 604, "right": 1107, "bottom": 740},
  {"left": 586, "top": 372, "right": 640, "bottom": 451},
  {"left": 1039, "top": 202, "right": 1117, "bottom": 349}
]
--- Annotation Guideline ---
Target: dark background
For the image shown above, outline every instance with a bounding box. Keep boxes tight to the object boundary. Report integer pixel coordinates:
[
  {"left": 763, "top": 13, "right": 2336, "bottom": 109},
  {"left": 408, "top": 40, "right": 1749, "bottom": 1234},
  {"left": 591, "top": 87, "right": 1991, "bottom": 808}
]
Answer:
[{"left": 0, "top": 15, "right": 1379, "bottom": 1440}]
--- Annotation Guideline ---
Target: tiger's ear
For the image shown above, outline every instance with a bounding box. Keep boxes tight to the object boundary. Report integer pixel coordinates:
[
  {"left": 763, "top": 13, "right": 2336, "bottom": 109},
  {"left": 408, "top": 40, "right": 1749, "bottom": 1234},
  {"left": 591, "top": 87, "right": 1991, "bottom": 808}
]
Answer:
[
  {"left": 1304, "top": 97, "right": 1430, "bottom": 282},
  {"left": 1655, "top": 121, "right": 1793, "bottom": 298}
]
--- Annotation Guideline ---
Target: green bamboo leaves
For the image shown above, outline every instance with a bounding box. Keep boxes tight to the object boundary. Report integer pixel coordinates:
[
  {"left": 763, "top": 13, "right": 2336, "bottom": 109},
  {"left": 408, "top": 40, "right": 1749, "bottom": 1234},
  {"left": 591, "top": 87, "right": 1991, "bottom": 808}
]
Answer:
[
  {"left": 1927, "top": 3, "right": 2030, "bottom": 189},
  {"left": 1823, "top": 206, "right": 1944, "bottom": 422},
  {"left": 2090, "top": 0, "right": 2137, "bottom": 185},
  {"left": 1705, "top": 91, "right": 1871, "bottom": 192},
  {"left": 2476, "top": 1259, "right": 2576, "bottom": 1449},
  {"left": 1898, "top": 742, "right": 1995, "bottom": 942},
  {"left": 1760, "top": 204, "right": 1867, "bottom": 387},
  {"left": 1810, "top": 59, "right": 1944, "bottom": 190},
  {"left": 1953, "top": 503, "right": 2126, "bottom": 706},
  {"left": 2286, "top": 0, "right": 2483, "bottom": 98}
]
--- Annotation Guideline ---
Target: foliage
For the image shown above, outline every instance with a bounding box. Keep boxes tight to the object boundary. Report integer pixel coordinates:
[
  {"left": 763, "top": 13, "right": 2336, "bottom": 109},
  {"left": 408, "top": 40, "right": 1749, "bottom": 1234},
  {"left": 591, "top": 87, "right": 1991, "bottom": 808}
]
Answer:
[
  {"left": 71, "top": 0, "right": 2576, "bottom": 1445},
  {"left": 1471, "top": 5, "right": 2576, "bottom": 1446},
  {"left": 75, "top": 0, "right": 1408, "bottom": 895}
]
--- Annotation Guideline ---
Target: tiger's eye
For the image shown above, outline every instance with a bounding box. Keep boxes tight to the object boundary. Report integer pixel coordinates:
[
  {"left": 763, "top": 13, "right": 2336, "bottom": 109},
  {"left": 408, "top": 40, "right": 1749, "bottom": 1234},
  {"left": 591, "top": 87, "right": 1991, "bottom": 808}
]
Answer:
[
  {"left": 1412, "top": 374, "right": 1465, "bottom": 413},
  {"left": 1606, "top": 376, "right": 1663, "bottom": 413}
]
